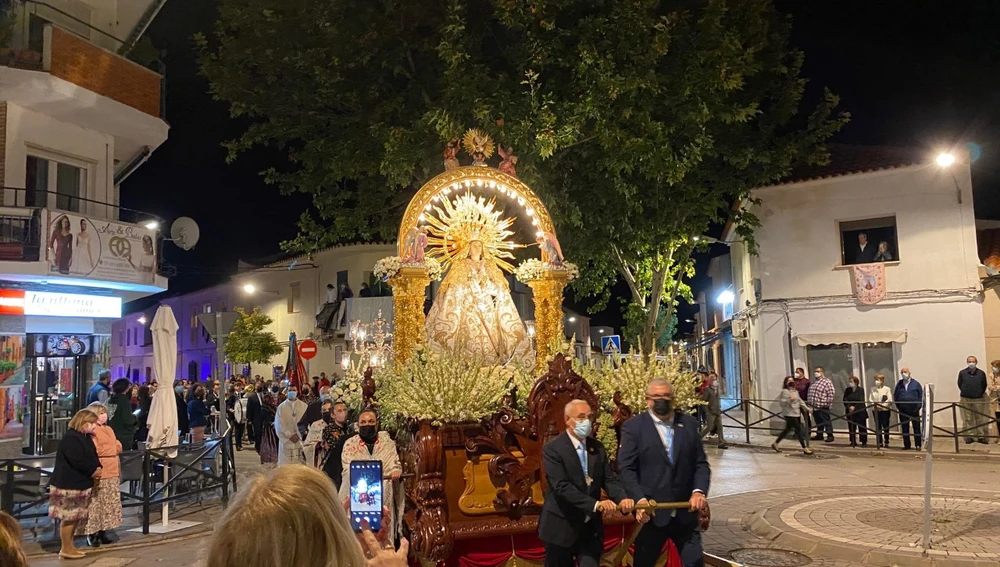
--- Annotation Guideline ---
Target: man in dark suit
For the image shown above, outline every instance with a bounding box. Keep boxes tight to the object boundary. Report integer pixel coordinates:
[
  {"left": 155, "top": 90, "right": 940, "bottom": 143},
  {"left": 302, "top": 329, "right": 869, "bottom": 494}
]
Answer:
[
  {"left": 618, "top": 379, "right": 711, "bottom": 567},
  {"left": 246, "top": 385, "right": 263, "bottom": 453},
  {"left": 850, "top": 232, "right": 877, "bottom": 264},
  {"left": 539, "top": 399, "right": 635, "bottom": 567}
]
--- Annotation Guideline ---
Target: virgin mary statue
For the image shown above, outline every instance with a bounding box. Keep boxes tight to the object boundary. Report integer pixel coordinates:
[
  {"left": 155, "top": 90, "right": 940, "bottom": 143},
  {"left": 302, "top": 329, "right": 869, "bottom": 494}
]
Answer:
[{"left": 425, "top": 240, "right": 533, "bottom": 368}]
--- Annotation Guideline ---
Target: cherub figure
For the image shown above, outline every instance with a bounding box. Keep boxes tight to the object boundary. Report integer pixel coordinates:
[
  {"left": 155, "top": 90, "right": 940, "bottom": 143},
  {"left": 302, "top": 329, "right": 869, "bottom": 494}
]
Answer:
[
  {"left": 498, "top": 145, "right": 518, "bottom": 177},
  {"left": 536, "top": 232, "right": 564, "bottom": 265},
  {"left": 462, "top": 129, "right": 494, "bottom": 166},
  {"left": 443, "top": 138, "right": 461, "bottom": 171}
]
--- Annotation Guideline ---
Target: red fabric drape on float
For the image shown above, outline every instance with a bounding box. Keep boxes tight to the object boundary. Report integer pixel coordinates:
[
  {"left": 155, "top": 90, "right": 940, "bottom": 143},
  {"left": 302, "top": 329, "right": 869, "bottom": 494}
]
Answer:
[{"left": 446, "top": 524, "right": 679, "bottom": 567}]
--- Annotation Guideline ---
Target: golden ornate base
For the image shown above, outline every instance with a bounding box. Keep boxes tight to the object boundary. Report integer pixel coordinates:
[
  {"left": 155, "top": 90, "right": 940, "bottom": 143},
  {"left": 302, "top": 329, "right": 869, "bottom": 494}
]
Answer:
[
  {"left": 526, "top": 271, "right": 570, "bottom": 371},
  {"left": 390, "top": 267, "right": 431, "bottom": 365}
]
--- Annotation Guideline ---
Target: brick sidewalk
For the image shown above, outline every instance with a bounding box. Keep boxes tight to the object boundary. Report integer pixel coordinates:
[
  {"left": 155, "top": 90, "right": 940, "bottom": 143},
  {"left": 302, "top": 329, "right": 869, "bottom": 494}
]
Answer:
[{"left": 705, "top": 486, "right": 1000, "bottom": 566}]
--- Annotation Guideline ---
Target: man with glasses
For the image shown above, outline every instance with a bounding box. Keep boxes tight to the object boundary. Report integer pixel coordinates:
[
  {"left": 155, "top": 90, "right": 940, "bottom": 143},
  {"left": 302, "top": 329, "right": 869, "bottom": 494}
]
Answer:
[{"left": 618, "top": 379, "right": 711, "bottom": 567}]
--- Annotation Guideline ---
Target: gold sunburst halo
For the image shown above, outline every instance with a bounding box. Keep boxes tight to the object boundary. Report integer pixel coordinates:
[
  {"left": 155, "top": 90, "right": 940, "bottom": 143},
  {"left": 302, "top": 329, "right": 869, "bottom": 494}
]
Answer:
[
  {"left": 425, "top": 192, "right": 521, "bottom": 273},
  {"left": 461, "top": 128, "right": 495, "bottom": 159}
]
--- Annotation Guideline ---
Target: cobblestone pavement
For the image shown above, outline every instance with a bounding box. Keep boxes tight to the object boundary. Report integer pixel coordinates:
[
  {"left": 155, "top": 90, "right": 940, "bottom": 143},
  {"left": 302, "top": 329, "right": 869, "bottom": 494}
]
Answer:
[{"left": 27, "top": 444, "right": 1000, "bottom": 566}]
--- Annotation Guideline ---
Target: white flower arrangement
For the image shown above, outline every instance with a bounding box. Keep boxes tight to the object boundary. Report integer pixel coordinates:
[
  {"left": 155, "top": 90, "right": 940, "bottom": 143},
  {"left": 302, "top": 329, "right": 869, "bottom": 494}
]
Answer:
[
  {"left": 373, "top": 255, "right": 443, "bottom": 282},
  {"left": 331, "top": 360, "right": 365, "bottom": 411},
  {"left": 514, "top": 258, "right": 579, "bottom": 283},
  {"left": 374, "top": 256, "right": 403, "bottom": 282},
  {"left": 376, "top": 346, "right": 514, "bottom": 425},
  {"left": 588, "top": 345, "right": 704, "bottom": 414}
]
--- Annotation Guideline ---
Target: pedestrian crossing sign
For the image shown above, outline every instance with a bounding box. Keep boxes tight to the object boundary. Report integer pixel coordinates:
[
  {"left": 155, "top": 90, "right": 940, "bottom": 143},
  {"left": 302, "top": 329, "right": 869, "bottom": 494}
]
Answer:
[{"left": 601, "top": 335, "right": 621, "bottom": 355}]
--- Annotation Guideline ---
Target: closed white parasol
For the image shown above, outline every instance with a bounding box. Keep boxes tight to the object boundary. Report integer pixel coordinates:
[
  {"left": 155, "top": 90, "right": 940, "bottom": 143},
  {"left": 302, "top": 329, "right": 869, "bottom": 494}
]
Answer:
[{"left": 148, "top": 305, "right": 179, "bottom": 458}]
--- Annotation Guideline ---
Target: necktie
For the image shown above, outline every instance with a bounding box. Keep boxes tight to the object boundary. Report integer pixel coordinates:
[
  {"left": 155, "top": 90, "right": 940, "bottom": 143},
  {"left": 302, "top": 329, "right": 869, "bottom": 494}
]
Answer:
[{"left": 578, "top": 442, "right": 588, "bottom": 478}]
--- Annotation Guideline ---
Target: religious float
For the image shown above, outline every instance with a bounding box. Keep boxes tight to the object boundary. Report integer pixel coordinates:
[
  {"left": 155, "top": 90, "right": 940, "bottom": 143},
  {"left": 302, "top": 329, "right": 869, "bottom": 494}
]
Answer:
[{"left": 358, "top": 130, "right": 710, "bottom": 567}]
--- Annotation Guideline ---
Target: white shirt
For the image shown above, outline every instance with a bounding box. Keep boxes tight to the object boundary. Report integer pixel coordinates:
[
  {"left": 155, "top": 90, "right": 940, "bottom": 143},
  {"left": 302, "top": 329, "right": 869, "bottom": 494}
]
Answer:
[
  {"left": 326, "top": 287, "right": 337, "bottom": 304},
  {"left": 275, "top": 398, "right": 307, "bottom": 442},
  {"left": 646, "top": 410, "right": 704, "bottom": 497},
  {"left": 869, "top": 385, "right": 893, "bottom": 409},
  {"left": 566, "top": 430, "right": 601, "bottom": 515}
]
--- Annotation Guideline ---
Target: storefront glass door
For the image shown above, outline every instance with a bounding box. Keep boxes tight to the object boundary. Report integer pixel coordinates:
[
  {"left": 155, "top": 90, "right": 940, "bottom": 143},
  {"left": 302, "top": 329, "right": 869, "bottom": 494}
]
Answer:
[{"left": 23, "top": 356, "right": 79, "bottom": 454}]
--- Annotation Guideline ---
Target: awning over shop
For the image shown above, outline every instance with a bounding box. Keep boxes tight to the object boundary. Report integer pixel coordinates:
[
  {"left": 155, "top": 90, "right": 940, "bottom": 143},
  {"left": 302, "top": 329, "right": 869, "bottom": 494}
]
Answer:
[{"left": 795, "top": 330, "right": 907, "bottom": 347}]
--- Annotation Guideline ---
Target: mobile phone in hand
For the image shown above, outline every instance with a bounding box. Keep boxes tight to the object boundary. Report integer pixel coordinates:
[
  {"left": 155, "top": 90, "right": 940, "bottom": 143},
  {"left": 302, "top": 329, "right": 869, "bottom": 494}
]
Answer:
[{"left": 348, "top": 460, "right": 383, "bottom": 532}]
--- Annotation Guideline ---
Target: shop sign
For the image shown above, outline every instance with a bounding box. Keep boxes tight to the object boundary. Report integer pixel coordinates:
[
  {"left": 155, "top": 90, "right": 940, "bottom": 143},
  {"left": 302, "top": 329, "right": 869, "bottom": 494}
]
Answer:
[
  {"left": 29, "top": 334, "right": 93, "bottom": 356},
  {"left": 46, "top": 211, "right": 157, "bottom": 285},
  {"left": 0, "top": 290, "right": 122, "bottom": 318}
]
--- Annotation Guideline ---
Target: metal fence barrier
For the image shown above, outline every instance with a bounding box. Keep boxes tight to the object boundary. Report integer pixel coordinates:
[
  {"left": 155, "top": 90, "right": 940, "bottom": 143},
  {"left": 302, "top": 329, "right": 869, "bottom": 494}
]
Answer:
[
  {"left": 716, "top": 398, "right": 999, "bottom": 454},
  {"left": 0, "top": 430, "right": 236, "bottom": 534}
]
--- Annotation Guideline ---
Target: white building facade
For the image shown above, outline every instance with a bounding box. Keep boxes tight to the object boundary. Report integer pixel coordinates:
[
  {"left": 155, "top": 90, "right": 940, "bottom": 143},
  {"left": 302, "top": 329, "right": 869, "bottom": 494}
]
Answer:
[
  {"left": 0, "top": 0, "right": 170, "bottom": 454},
  {"left": 725, "top": 147, "right": 985, "bottom": 415}
]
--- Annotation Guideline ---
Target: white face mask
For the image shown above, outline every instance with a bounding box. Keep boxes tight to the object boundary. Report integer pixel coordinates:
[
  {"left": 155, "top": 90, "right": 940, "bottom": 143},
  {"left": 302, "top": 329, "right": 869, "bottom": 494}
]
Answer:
[
  {"left": 968, "top": 362, "right": 978, "bottom": 370},
  {"left": 813, "top": 372, "right": 821, "bottom": 378},
  {"left": 902, "top": 373, "right": 910, "bottom": 380},
  {"left": 875, "top": 380, "right": 883, "bottom": 387},
  {"left": 993, "top": 366, "right": 999, "bottom": 374}
]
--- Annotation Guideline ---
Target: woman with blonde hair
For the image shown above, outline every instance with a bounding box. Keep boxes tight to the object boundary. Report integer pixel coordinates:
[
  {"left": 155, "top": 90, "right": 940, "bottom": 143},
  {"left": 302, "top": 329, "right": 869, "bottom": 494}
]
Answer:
[
  {"left": 207, "top": 464, "right": 407, "bottom": 567},
  {"left": 0, "top": 510, "right": 28, "bottom": 567},
  {"left": 50, "top": 409, "right": 102, "bottom": 559},
  {"left": 81, "top": 402, "right": 123, "bottom": 548}
]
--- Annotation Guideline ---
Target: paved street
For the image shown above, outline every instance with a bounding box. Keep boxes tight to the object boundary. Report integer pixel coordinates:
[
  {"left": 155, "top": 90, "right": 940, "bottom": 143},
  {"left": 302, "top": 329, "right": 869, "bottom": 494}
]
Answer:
[{"left": 27, "top": 445, "right": 1000, "bottom": 566}]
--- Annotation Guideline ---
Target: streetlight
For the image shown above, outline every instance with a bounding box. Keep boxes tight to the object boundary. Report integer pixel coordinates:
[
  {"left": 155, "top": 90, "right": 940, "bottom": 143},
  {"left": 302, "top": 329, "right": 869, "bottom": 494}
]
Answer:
[
  {"left": 935, "top": 152, "right": 956, "bottom": 168},
  {"left": 716, "top": 290, "right": 734, "bottom": 305},
  {"left": 143, "top": 220, "right": 160, "bottom": 230},
  {"left": 568, "top": 316, "right": 577, "bottom": 323},
  {"left": 242, "top": 284, "right": 256, "bottom": 294},
  {"left": 137, "top": 316, "right": 147, "bottom": 325}
]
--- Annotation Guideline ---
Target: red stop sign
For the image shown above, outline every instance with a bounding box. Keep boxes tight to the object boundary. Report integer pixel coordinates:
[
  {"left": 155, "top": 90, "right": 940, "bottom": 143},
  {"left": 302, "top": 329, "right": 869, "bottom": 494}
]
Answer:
[{"left": 298, "top": 339, "right": 318, "bottom": 360}]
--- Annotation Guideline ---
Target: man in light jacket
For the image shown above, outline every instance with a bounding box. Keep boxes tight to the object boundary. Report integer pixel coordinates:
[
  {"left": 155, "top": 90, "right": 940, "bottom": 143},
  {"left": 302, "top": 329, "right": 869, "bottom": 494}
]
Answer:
[{"left": 275, "top": 384, "right": 307, "bottom": 465}]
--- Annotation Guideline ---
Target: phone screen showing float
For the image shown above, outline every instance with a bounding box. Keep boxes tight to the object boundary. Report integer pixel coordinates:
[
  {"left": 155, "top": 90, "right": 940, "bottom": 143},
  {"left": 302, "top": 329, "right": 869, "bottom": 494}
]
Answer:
[{"left": 348, "top": 460, "right": 383, "bottom": 532}]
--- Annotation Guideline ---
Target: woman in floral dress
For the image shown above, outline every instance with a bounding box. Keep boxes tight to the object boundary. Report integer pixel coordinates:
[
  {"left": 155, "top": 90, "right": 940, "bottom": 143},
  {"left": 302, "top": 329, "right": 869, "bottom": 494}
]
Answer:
[
  {"left": 49, "top": 409, "right": 102, "bottom": 559},
  {"left": 81, "top": 403, "right": 123, "bottom": 548}
]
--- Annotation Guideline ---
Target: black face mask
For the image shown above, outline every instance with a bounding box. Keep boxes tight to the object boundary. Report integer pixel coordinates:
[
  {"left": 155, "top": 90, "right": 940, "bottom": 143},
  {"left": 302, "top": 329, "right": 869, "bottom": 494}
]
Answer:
[
  {"left": 271, "top": 386, "right": 280, "bottom": 394},
  {"left": 785, "top": 382, "right": 795, "bottom": 389},
  {"left": 359, "top": 425, "right": 377, "bottom": 443},
  {"left": 322, "top": 414, "right": 333, "bottom": 424},
  {"left": 652, "top": 399, "right": 672, "bottom": 417}
]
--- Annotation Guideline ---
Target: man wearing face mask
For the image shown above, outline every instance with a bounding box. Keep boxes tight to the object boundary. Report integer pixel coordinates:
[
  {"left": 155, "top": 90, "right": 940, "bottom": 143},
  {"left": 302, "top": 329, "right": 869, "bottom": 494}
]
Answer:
[
  {"left": 339, "top": 408, "right": 403, "bottom": 545},
  {"left": 893, "top": 368, "right": 923, "bottom": 451},
  {"left": 538, "top": 399, "right": 633, "bottom": 567},
  {"left": 275, "top": 385, "right": 307, "bottom": 465},
  {"left": 302, "top": 399, "right": 332, "bottom": 468},
  {"left": 957, "top": 355, "right": 989, "bottom": 444},
  {"left": 806, "top": 367, "right": 835, "bottom": 443},
  {"left": 173, "top": 381, "right": 190, "bottom": 440},
  {"left": 868, "top": 374, "right": 893, "bottom": 449},
  {"left": 321, "top": 401, "right": 353, "bottom": 490},
  {"left": 618, "top": 379, "right": 711, "bottom": 567}
]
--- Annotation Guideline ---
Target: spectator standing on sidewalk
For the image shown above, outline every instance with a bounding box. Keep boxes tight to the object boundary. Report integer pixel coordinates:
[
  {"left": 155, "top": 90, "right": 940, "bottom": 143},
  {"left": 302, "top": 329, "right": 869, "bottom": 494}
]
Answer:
[
  {"left": 699, "top": 374, "right": 728, "bottom": 449},
  {"left": 988, "top": 361, "right": 1000, "bottom": 443},
  {"left": 843, "top": 376, "right": 868, "bottom": 448},
  {"left": 772, "top": 376, "right": 813, "bottom": 455},
  {"left": 807, "top": 368, "right": 835, "bottom": 443},
  {"left": 792, "top": 368, "right": 812, "bottom": 436},
  {"left": 958, "top": 355, "right": 989, "bottom": 444},
  {"left": 894, "top": 368, "right": 923, "bottom": 451},
  {"left": 869, "top": 374, "right": 893, "bottom": 448}
]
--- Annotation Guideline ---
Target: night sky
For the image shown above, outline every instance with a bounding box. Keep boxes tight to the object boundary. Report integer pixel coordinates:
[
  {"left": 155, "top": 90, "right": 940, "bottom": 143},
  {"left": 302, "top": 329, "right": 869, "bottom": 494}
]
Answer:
[{"left": 119, "top": 1, "right": 1000, "bottom": 333}]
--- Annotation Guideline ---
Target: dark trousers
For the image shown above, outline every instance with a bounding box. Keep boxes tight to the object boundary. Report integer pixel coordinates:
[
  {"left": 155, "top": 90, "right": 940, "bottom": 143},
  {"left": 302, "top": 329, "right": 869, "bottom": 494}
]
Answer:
[
  {"left": 252, "top": 419, "right": 263, "bottom": 453},
  {"left": 633, "top": 522, "right": 703, "bottom": 567},
  {"left": 874, "top": 410, "right": 891, "bottom": 446},
  {"left": 233, "top": 422, "right": 246, "bottom": 449},
  {"left": 813, "top": 409, "right": 833, "bottom": 439},
  {"left": 775, "top": 416, "right": 807, "bottom": 448},
  {"left": 246, "top": 421, "right": 256, "bottom": 449},
  {"left": 900, "top": 411, "right": 922, "bottom": 449},
  {"left": 995, "top": 412, "right": 1000, "bottom": 438},
  {"left": 847, "top": 413, "right": 868, "bottom": 446},
  {"left": 543, "top": 536, "right": 603, "bottom": 567}
]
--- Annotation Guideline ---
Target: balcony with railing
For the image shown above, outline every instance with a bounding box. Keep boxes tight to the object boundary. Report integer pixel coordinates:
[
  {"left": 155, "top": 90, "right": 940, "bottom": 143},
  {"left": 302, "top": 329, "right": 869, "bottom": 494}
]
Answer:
[
  {"left": 0, "top": 1, "right": 169, "bottom": 171},
  {"left": 0, "top": 187, "right": 167, "bottom": 294}
]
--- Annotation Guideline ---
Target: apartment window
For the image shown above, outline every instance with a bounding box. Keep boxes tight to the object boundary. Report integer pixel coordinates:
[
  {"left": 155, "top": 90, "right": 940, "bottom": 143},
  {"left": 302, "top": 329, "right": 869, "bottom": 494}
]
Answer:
[
  {"left": 204, "top": 303, "right": 212, "bottom": 314},
  {"left": 118, "top": 330, "right": 123, "bottom": 347},
  {"left": 218, "top": 302, "right": 227, "bottom": 312},
  {"left": 126, "top": 328, "right": 132, "bottom": 346},
  {"left": 288, "top": 282, "right": 301, "bottom": 314},
  {"left": 25, "top": 154, "right": 87, "bottom": 212},
  {"left": 191, "top": 306, "right": 198, "bottom": 328},
  {"left": 840, "top": 216, "right": 898, "bottom": 265}
]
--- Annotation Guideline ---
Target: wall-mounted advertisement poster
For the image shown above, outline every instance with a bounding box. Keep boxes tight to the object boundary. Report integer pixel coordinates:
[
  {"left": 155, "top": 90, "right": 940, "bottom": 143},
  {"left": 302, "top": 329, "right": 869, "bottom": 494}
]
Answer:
[{"left": 46, "top": 212, "right": 156, "bottom": 284}]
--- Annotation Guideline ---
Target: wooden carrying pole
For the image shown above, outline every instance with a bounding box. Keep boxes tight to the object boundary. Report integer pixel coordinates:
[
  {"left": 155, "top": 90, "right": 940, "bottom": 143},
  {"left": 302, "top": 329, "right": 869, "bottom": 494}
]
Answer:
[{"left": 605, "top": 501, "right": 693, "bottom": 567}]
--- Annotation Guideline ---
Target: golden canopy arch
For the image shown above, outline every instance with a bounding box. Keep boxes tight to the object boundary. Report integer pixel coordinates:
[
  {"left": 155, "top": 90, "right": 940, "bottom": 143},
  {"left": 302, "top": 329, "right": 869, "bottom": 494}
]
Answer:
[
  {"left": 397, "top": 166, "right": 557, "bottom": 256},
  {"left": 390, "top": 166, "right": 568, "bottom": 370}
]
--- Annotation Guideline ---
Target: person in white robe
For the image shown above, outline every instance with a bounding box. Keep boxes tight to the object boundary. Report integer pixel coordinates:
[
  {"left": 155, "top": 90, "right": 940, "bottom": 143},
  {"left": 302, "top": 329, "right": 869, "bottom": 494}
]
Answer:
[
  {"left": 274, "top": 384, "right": 307, "bottom": 465},
  {"left": 339, "top": 408, "right": 403, "bottom": 545}
]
